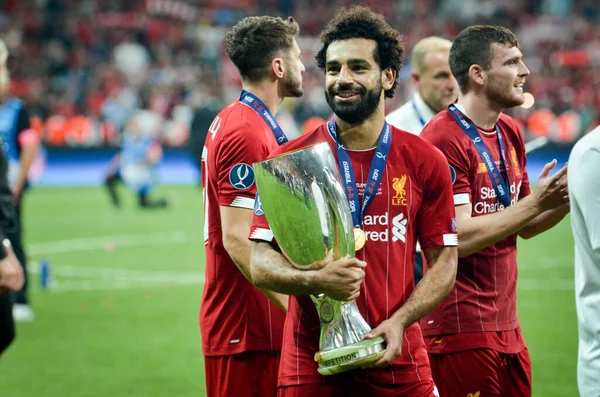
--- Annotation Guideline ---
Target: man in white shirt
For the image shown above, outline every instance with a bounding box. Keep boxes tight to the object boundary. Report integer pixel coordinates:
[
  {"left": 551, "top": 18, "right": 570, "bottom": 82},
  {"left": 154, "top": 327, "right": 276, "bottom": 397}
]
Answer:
[
  {"left": 387, "top": 36, "right": 457, "bottom": 134},
  {"left": 386, "top": 36, "right": 458, "bottom": 283},
  {"left": 569, "top": 127, "right": 600, "bottom": 397}
]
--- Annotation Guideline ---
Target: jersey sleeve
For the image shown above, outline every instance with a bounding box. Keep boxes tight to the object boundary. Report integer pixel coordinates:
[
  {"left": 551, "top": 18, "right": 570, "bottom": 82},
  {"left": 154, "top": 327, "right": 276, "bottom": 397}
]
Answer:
[
  {"left": 416, "top": 146, "right": 458, "bottom": 248},
  {"left": 215, "top": 123, "right": 270, "bottom": 210},
  {"left": 422, "top": 124, "right": 472, "bottom": 206},
  {"left": 249, "top": 191, "right": 275, "bottom": 242}
]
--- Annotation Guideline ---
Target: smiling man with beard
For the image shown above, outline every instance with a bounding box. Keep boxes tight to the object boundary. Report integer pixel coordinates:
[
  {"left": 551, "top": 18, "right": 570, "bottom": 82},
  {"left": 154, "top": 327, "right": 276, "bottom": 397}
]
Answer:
[
  {"left": 421, "top": 26, "right": 571, "bottom": 397},
  {"left": 249, "top": 6, "right": 459, "bottom": 396},
  {"left": 200, "top": 15, "right": 305, "bottom": 397}
]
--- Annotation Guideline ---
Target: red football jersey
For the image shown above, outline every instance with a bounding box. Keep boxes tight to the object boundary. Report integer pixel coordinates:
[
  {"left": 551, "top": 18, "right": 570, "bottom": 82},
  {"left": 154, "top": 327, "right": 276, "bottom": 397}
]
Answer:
[
  {"left": 420, "top": 107, "right": 531, "bottom": 342},
  {"left": 249, "top": 123, "right": 457, "bottom": 386},
  {"left": 200, "top": 100, "right": 285, "bottom": 356}
]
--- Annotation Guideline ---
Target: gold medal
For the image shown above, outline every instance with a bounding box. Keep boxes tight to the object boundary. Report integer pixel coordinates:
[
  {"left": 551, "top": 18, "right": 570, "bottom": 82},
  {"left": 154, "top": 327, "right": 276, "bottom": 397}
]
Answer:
[{"left": 353, "top": 228, "right": 366, "bottom": 251}]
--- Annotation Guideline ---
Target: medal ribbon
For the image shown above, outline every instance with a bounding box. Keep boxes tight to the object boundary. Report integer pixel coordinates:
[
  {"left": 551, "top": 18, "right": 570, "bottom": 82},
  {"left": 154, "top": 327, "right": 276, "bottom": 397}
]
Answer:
[
  {"left": 412, "top": 99, "right": 426, "bottom": 127},
  {"left": 239, "top": 90, "right": 288, "bottom": 145},
  {"left": 327, "top": 119, "right": 392, "bottom": 228},
  {"left": 448, "top": 104, "right": 512, "bottom": 208}
]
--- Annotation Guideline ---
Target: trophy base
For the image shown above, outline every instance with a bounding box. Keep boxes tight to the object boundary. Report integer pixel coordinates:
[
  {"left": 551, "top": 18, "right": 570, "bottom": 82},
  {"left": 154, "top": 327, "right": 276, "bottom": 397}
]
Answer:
[{"left": 314, "top": 336, "right": 386, "bottom": 376}]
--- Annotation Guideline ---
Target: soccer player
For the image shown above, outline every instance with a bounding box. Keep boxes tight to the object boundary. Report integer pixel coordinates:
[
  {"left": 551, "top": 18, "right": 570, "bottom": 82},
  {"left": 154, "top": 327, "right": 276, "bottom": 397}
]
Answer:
[
  {"left": 420, "top": 25, "right": 570, "bottom": 397},
  {"left": 249, "top": 7, "right": 458, "bottom": 396},
  {"left": 0, "top": 40, "right": 39, "bottom": 322},
  {"left": 568, "top": 127, "right": 600, "bottom": 397},
  {"left": 386, "top": 36, "right": 458, "bottom": 285},
  {"left": 104, "top": 115, "right": 168, "bottom": 209},
  {"left": 200, "top": 16, "right": 305, "bottom": 397}
]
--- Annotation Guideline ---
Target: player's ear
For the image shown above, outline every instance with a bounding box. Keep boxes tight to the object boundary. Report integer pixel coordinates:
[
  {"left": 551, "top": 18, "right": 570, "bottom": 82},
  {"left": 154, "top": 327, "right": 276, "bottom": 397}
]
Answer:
[
  {"left": 410, "top": 71, "right": 420, "bottom": 86},
  {"left": 271, "top": 57, "right": 285, "bottom": 80},
  {"left": 469, "top": 64, "right": 485, "bottom": 88},
  {"left": 382, "top": 67, "right": 395, "bottom": 91}
]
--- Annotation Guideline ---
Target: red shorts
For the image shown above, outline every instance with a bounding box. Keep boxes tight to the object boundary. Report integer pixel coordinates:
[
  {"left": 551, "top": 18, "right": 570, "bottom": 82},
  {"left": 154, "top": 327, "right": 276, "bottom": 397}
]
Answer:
[
  {"left": 278, "top": 375, "right": 439, "bottom": 397},
  {"left": 428, "top": 347, "right": 532, "bottom": 397},
  {"left": 204, "top": 351, "right": 280, "bottom": 397}
]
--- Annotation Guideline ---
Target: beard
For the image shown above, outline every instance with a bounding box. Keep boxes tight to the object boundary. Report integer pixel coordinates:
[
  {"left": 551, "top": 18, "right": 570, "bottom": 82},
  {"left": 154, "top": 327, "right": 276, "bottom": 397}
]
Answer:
[
  {"left": 485, "top": 74, "right": 524, "bottom": 109},
  {"left": 325, "top": 77, "right": 382, "bottom": 125},
  {"left": 281, "top": 67, "right": 303, "bottom": 98}
]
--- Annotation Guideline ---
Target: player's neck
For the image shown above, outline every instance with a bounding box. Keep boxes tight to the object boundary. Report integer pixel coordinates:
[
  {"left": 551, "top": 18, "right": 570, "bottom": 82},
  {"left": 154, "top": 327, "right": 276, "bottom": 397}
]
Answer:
[
  {"left": 335, "top": 103, "right": 386, "bottom": 150},
  {"left": 241, "top": 83, "right": 282, "bottom": 116},
  {"left": 456, "top": 92, "right": 503, "bottom": 130}
]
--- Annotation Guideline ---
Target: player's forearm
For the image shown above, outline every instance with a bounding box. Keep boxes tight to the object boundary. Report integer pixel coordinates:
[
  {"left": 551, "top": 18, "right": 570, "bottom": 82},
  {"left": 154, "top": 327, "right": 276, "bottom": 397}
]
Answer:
[
  {"left": 14, "top": 144, "right": 38, "bottom": 194},
  {"left": 223, "top": 236, "right": 289, "bottom": 311},
  {"left": 457, "top": 195, "right": 542, "bottom": 257},
  {"left": 518, "top": 204, "right": 570, "bottom": 239},
  {"left": 222, "top": 232, "right": 255, "bottom": 282},
  {"left": 392, "top": 246, "right": 457, "bottom": 328},
  {"left": 250, "top": 241, "right": 319, "bottom": 296}
]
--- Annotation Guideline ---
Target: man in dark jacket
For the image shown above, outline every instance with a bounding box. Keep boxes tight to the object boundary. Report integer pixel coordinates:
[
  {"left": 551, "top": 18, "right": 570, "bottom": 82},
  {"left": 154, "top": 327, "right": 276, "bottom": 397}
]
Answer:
[{"left": 0, "top": 39, "right": 25, "bottom": 356}]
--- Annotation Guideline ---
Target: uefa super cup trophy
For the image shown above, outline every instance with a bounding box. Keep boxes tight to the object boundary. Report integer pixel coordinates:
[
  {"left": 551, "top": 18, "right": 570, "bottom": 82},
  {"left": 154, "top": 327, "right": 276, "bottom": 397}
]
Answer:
[{"left": 254, "top": 142, "right": 386, "bottom": 376}]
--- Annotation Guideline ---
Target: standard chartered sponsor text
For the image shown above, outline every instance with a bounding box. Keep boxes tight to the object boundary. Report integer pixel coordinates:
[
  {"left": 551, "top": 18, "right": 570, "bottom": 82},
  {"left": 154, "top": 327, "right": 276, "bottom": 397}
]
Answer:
[
  {"left": 364, "top": 213, "right": 389, "bottom": 242},
  {"left": 474, "top": 181, "right": 522, "bottom": 214}
]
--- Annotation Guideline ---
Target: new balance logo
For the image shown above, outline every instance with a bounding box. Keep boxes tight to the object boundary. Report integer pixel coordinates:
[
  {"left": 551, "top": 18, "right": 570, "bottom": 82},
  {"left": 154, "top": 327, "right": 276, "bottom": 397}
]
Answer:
[{"left": 392, "top": 213, "right": 408, "bottom": 243}]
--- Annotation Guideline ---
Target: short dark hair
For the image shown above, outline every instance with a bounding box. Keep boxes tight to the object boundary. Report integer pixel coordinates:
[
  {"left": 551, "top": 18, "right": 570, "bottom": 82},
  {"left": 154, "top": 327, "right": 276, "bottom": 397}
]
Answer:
[
  {"left": 315, "top": 6, "right": 404, "bottom": 98},
  {"left": 450, "top": 25, "right": 520, "bottom": 93},
  {"left": 226, "top": 16, "right": 299, "bottom": 83}
]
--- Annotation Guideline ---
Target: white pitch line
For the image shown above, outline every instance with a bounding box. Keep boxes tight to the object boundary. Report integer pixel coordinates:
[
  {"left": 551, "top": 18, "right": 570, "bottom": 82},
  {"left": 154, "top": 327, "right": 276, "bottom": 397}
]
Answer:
[
  {"left": 29, "top": 262, "right": 205, "bottom": 292},
  {"left": 47, "top": 277, "right": 204, "bottom": 293},
  {"left": 30, "top": 264, "right": 204, "bottom": 282},
  {"left": 27, "top": 231, "right": 192, "bottom": 255},
  {"left": 40, "top": 273, "right": 572, "bottom": 293}
]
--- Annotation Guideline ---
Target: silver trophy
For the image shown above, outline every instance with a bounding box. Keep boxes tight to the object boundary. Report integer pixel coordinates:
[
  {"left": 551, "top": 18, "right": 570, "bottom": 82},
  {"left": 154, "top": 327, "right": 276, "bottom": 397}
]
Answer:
[{"left": 254, "top": 142, "right": 386, "bottom": 376}]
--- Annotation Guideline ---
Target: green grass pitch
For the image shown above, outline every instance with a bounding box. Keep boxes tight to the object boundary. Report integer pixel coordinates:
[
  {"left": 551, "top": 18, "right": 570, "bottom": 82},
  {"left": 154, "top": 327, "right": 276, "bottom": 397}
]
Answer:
[{"left": 0, "top": 186, "right": 577, "bottom": 396}]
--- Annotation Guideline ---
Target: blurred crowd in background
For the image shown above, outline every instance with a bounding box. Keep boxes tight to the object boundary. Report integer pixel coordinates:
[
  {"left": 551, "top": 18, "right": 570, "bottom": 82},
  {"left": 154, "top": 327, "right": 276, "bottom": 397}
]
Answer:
[{"left": 2, "top": 0, "right": 600, "bottom": 148}]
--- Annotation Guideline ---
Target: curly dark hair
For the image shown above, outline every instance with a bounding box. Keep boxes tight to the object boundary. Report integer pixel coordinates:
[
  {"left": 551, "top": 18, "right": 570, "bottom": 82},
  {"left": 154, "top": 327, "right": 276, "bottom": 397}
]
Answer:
[
  {"left": 315, "top": 6, "right": 405, "bottom": 98},
  {"left": 450, "top": 25, "right": 520, "bottom": 93},
  {"left": 226, "top": 16, "right": 299, "bottom": 83}
]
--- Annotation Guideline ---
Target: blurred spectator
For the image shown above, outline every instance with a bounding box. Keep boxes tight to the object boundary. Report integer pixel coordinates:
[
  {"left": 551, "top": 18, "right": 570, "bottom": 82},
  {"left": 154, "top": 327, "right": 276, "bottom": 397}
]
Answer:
[
  {"left": 187, "top": 93, "right": 221, "bottom": 183},
  {"left": 0, "top": 0, "right": 599, "bottom": 147}
]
